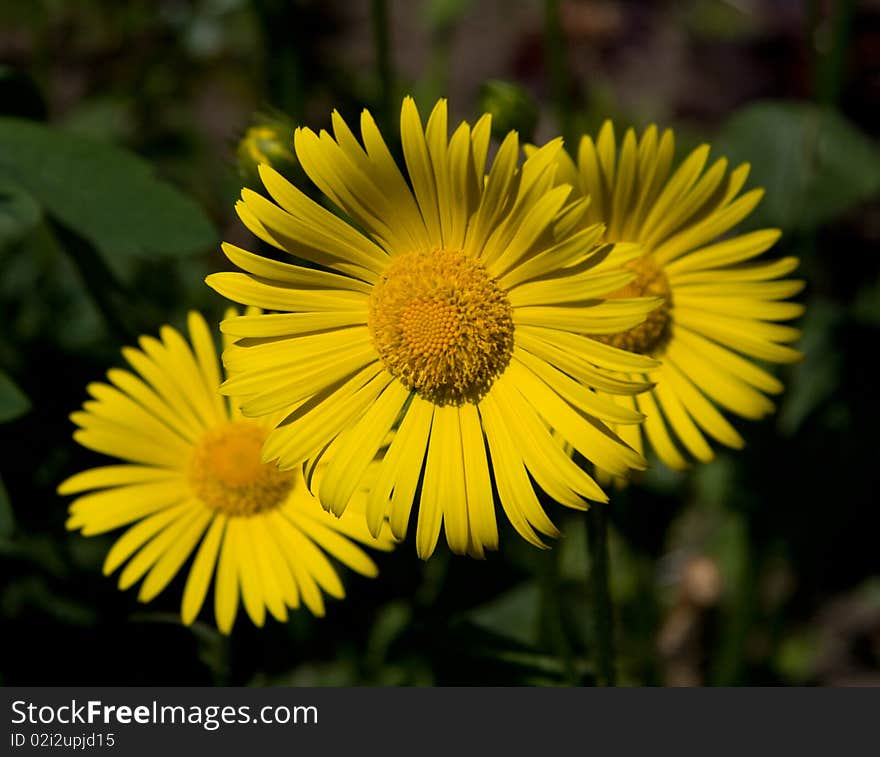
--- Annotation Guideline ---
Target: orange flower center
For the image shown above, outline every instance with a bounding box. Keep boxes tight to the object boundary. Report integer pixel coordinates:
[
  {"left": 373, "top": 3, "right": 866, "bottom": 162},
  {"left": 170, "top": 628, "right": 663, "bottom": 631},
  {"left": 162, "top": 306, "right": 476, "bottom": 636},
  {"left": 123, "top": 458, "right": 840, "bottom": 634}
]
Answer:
[
  {"left": 593, "top": 255, "right": 673, "bottom": 355},
  {"left": 189, "top": 421, "right": 296, "bottom": 516}
]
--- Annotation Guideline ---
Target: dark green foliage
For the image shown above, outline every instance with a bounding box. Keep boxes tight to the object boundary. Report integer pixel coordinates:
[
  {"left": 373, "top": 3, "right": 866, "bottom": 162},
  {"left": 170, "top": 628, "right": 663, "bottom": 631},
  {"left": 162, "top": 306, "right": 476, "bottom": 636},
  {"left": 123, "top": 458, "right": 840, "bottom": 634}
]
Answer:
[
  {"left": 0, "top": 370, "right": 30, "bottom": 423},
  {"left": 716, "top": 102, "right": 880, "bottom": 232},
  {"left": 0, "top": 118, "right": 217, "bottom": 280},
  {"left": 0, "top": 180, "right": 41, "bottom": 247}
]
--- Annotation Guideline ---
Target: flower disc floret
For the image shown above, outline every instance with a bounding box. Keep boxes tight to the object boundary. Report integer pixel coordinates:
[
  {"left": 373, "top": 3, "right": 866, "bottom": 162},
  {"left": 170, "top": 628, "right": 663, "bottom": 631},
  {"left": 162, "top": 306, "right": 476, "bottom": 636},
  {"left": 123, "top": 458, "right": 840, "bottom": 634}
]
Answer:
[
  {"left": 189, "top": 421, "right": 296, "bottom": 516},
  {"left": 593, "top": 256, "right": 672, "bottom": 355}
]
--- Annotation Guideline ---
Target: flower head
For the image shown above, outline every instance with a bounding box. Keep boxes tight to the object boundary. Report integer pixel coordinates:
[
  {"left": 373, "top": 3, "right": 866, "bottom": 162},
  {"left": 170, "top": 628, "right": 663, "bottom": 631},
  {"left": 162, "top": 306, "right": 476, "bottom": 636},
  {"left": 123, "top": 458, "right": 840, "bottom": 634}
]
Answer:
[
  {"left": 208, "top": 98, "right": 662, "bottom": 558},
  {"left": 59, "top": 311, "right": 393, "bottom": 633},
  {"left": 547, "top": 122, "right": 804, "bottom": 474}
]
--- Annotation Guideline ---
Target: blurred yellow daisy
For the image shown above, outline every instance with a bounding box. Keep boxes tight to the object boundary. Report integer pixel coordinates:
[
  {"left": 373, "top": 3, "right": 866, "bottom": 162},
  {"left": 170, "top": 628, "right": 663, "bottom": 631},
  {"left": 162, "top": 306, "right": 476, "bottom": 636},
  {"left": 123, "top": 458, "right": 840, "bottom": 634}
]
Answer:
[
  {"left": 207, "top": 97, "right": 661, "bottom": 559},
  {"left": 546, "top": 122, "right": 804, "bottom": 473},
  {"left": 59, "top": 311, "right": 393, "bottom": 634}
]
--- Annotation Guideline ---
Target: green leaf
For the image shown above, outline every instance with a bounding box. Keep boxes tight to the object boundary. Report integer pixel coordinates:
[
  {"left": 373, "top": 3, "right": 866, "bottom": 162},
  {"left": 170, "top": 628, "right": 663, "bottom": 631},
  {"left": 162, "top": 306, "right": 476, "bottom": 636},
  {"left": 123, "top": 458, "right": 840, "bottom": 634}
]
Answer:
[
  {"left": 0, "top": 179, "right": 40, "bottom": 246},
  {"left": 479, "top": 80, "right": 539, "bottom": 143},
  {"left": 0, "top": 532, "right": 67, "bottom": 577},
  {"left": 715, "top": 101, "right": 880, "bottom": 231},
  {"left": 1, "top": 577, "right": 97, "bottom": 627},
  {"left": 490, "top": 649, "right": 592, "bottom": 681},
  {"left": 0, "top": 370, "right": 30, "bottom": 422},
  {"left": 0, "top": 117, "right": 217, "bottom": 270}
]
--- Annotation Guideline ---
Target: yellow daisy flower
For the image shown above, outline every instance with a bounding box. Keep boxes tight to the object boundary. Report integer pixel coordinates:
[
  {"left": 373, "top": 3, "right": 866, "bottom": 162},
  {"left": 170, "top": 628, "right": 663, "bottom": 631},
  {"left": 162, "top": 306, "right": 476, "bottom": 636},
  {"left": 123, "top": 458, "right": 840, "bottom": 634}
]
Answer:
[
  {"left": 207, "top": 97, "right": 661, "bottom": 559},
  {"left": 58, "top": 311, "right": 393, "bottom": 634},
  {"left": 546, "top": 121, "right": 804, "bottom": 473}
]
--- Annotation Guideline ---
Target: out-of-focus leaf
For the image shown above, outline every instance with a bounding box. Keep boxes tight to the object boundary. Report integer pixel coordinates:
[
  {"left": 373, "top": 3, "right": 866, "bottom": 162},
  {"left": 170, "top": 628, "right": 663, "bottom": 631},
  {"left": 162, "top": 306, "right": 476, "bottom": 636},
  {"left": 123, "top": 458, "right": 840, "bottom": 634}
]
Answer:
[
  {"left": 0, "top": 118, "right": 217, "bottom": 277},
  {"left": 366, "top": 600, "right": 412, "bottom": 669},
  {"left": 127, "top": 611, "right": 189, "bottom": 626},
  {"left": 0, "top": 476, "right": 13, "bottom": 537},
  {"left": 1, "top": 577, "right": 97, "bottom": 626},
  {"left": 0, "top": 179, "right": 40, "bottom": 246},
  {"left": 0, "top": 370, "right": 30, "bottom": 422},
  {"left": 0, "top": 221, "right": 107, "bottom": 349},
  {"left": 716, "top": 101, "right": 880, "bottom": 231},
  {"left": 479, "top": 80, "right": 539, "bottom": 143},
  {"left": 466, "top": 580, "right": 540, "bottom": 647},
  {"left": 444, "top": 620, "right": 580, "bottom": 683},
  {"left": 778, "top": 298, "right": 843, "bottom": 436},
  {"left": 0, "top": 532, "right": 67, "bottom": 577},
  {"left": 189, "top": 621, "right": 229, "bottom": 685},
  {"left": 60, "top": 97, "right": 134, "bottom": 142}
]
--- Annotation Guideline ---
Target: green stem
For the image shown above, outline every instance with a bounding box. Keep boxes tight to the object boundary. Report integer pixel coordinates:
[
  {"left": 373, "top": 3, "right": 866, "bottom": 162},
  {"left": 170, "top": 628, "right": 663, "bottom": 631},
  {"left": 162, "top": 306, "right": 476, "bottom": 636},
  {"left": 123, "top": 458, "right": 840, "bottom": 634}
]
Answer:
[
  {"left": 371, "top": 0, "right": 394, "bottom": 132},
  {"left": 543, "top": 0, "right": 574, "bottom": 146},
  {"left": 711, "top": 518, "right": 756, "bottom": 686},
  {"left": 588, "top": 503, "right": 616, "bottom": 686}
]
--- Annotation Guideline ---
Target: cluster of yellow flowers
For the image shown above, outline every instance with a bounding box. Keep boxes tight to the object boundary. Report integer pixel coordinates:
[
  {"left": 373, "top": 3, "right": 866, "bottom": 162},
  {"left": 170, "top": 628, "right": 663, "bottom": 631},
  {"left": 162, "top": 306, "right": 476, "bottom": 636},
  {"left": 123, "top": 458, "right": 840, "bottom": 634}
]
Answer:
[{"left": 59, "top": 98, "right": 803, "bottom": 633}]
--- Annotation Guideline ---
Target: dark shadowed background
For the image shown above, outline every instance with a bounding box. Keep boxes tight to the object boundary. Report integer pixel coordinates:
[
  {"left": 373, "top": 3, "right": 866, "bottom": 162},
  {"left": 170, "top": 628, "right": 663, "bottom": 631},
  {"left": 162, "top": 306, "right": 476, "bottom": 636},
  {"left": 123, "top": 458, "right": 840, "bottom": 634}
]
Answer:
[{"left": 1, "top": 0, "right": 878, "bottom": 686}]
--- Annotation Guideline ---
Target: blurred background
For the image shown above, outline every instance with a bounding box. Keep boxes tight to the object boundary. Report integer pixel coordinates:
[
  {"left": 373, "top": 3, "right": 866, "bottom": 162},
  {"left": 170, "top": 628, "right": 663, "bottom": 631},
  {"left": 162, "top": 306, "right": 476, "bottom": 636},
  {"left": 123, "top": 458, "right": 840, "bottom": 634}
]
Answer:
[{"left": 1, "top": 0, "right": 879, "bottom": 686}]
